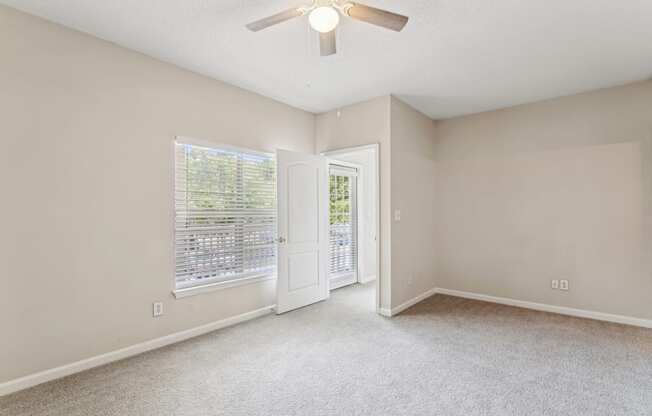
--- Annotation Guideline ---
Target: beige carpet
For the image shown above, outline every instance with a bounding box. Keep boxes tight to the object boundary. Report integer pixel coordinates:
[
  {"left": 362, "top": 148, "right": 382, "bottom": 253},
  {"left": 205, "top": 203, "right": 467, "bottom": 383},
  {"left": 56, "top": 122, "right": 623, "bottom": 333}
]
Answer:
[{"left": 2, "top": 283, "right": 652, "bottom": 416}]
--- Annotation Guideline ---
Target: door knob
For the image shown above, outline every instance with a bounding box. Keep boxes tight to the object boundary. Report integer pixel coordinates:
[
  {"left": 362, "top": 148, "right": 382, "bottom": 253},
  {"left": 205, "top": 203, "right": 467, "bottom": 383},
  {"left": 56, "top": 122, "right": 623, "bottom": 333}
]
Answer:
[{"left": 276, "top": 237, "right": 286, "bottom": 243}]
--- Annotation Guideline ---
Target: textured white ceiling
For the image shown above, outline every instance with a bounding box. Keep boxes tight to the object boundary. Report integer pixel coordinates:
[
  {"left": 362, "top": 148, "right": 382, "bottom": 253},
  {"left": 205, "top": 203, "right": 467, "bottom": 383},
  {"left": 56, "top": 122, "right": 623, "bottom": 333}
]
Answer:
[{"left": 3, "top": 0, "right": 652, "bottom": 119}]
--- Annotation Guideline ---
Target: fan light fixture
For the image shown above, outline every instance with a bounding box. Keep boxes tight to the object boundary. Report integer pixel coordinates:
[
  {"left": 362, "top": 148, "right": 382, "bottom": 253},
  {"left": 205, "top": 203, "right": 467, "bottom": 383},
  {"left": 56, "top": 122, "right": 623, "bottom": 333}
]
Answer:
[
  {"left": 308, "top": 6, "right": 339, "bottom": 33},
  {"left": 245, "top": 1, "right": 409, "bottom": 57}
]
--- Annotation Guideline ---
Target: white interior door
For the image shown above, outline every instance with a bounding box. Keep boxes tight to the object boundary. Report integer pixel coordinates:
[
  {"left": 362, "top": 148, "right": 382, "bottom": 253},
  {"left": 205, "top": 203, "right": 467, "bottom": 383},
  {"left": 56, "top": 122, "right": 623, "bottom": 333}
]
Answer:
[{"left": 276, "top": 149, "right": 329, "bottom": 314}]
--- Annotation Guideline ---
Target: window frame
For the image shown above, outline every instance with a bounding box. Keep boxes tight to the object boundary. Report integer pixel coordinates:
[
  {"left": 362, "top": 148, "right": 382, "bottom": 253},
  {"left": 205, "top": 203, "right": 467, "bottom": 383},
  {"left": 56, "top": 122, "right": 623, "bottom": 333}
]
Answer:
[{"left": 171, "top": 136, "right": 277, "bottom": 299}]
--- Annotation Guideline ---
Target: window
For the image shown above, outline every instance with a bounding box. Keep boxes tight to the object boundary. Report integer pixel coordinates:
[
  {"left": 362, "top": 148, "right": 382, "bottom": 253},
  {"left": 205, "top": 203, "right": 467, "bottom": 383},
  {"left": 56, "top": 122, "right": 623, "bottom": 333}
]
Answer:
[{"left": 174, "top": 140, "right": 276, "bottom": 291}]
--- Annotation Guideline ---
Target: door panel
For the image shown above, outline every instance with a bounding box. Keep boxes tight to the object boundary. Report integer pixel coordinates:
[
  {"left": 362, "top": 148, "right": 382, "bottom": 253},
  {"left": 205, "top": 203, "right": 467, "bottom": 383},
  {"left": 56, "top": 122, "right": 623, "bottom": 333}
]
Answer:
[
  {"left": 288, "top": 164, "right": 319, "bottom": 243},
  {"left": 276, "top": 149, "right": 329, "bottom": 314},
  {"left": 288, "top": 252, "right": 320, "bottom": 291}
]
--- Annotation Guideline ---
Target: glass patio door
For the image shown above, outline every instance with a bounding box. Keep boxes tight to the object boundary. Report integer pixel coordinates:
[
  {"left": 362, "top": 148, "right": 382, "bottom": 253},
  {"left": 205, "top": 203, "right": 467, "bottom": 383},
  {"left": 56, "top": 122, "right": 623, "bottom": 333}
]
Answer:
[{"left": 328, "top": 165, "right": 358, "bottom": 289}]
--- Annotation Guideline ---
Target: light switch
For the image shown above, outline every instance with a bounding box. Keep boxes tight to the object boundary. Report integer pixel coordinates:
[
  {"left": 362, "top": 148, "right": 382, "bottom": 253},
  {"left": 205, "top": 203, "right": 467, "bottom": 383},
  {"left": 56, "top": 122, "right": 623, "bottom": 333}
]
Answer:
[
  {"left": 394, "top": 209, "right": 401, "bottom": 222},
  {"left": 153, "top": 302, "right": 163, "bottom": 317}
]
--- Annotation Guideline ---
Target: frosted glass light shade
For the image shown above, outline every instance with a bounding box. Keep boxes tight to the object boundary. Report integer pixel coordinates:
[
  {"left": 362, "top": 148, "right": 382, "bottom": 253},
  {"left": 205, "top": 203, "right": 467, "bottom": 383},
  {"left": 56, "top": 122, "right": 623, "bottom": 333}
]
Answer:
[{"left": 309, "top": 6, "right": 340, "bottom": 33}]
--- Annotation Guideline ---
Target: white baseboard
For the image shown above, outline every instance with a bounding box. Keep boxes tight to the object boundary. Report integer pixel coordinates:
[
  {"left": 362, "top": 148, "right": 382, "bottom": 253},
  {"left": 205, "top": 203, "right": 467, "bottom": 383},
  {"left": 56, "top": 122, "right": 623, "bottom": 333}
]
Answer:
[
  {"left": 359, "top": 274, "right": 377, "bottom": 284},
  {"left": 330, "top": 274, "right": 357, "bottom": 291},
  {"left": 0, "top": 305, "right": 275, "bottom": 397},
  {"left": 383, "top": 288, "right": 439, "bottom": 317},
  {"left": 435, "top": 288, "right": 652, "bottom": 329},
  {"left": 382, "top": 286, "right": 652, "bottom": 329}
]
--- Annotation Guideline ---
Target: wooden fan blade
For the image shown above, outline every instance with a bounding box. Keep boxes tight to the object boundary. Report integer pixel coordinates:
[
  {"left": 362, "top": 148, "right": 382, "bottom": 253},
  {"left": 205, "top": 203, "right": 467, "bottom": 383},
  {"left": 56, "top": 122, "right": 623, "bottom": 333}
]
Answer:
[
  {"left": 345, "top": 3, "right": 408, "bottom": 32},
  {"left": 246, "top": 8, "right": 304, "bottom": 32},
  {"left": 320, "top": 30, "right": 337, "bottom": 56}
]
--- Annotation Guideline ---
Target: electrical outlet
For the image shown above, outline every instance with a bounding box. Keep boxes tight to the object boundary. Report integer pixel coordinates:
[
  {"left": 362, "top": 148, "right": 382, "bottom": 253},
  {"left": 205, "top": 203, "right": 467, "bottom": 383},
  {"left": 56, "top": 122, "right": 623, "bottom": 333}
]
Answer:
[
  {"left": 153, "top": 302, "right": 163, "bottom": 317},
  {"left": 551, "top": 280, "right": 559, "bottom": 290},
  {"left": 560, "top": 280, "right": 569, "bottom": 291}
]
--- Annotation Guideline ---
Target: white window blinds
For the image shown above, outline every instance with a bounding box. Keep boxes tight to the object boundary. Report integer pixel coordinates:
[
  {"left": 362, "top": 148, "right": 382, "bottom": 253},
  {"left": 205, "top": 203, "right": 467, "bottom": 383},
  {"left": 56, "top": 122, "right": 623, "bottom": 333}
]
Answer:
[{"left": 174, "top": 141, "right": 276, "bottom": 290}]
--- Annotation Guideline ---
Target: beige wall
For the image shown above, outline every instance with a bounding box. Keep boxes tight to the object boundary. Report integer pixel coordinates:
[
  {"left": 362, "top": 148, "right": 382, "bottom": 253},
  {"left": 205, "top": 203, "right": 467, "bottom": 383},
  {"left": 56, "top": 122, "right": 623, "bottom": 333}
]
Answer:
[
  {"left": 315, "top": 96, "right": 439, "bottom": 310},
  {"left": 315, "top": 97, "right": 392, "bottom": 309},
  {"left": 0, "top": 6, "right": 314, "bottom": 383},
  {"left": 434, "top": 81, "right": 652, "bottom": 320},
  {"left": 389, "top": 97, "right": 437, "bottom": 307}
]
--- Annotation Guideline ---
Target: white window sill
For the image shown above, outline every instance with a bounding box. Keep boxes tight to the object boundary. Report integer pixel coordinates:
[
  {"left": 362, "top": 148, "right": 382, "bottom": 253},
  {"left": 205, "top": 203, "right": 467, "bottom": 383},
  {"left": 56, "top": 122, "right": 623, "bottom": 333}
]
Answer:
[{"left": 173, "top": 274, "right": 277, "bottom": 299}]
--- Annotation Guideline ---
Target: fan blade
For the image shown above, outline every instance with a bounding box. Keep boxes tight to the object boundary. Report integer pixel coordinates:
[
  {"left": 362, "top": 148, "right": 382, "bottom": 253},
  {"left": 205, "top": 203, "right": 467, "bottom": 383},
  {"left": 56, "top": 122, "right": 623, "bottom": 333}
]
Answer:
[
  {"left": 246, "top": 8, "right": 304, "bottom": 32},
  {"left": 345, "top": 3, "right": 408, "bottom": 32},
  {"left": 320, "top": 30, "right": 337, "bottom": 56}
]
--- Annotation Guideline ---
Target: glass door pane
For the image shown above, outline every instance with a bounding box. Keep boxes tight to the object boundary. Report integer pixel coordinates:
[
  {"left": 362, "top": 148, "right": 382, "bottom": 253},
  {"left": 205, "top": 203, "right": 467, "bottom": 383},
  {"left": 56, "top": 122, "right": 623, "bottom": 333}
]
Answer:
[{"left": 329, "top": 166, "right": 357, "bottom": 286}]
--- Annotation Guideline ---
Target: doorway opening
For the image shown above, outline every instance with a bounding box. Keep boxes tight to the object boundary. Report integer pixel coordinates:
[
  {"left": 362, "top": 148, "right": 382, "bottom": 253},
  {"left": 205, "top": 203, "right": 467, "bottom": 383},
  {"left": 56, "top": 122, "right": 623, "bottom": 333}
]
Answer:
[
  {"left": 323, "top": 145, "right": 380, "bottom": 312},
  {"left": 274, "top": 144, "right": 380, "bottom": 315}
]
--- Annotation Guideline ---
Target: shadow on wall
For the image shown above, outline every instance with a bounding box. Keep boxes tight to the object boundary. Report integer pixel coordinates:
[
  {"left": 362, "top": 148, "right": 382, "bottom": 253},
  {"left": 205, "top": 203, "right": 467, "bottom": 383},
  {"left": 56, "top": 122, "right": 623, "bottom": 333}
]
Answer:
[
  {"left": 395, "top": 93, "right": 489, "bottom": 120},
  {"left": 433, "top": 140, "right": 652, "bottom": 320}
]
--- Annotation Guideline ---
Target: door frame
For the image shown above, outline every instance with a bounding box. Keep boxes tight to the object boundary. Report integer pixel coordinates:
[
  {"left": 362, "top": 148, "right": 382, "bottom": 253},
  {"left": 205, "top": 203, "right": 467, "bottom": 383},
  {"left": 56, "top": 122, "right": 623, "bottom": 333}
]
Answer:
[{"left": 321, "top": 144, "right": 381, "bottom": 314}]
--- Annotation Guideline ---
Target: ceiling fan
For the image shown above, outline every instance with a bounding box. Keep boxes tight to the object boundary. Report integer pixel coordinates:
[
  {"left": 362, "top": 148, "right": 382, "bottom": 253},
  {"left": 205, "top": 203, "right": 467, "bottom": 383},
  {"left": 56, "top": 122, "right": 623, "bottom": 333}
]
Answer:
[{"left": 245, "top": 0, "right": 409, "bottom": 56}]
